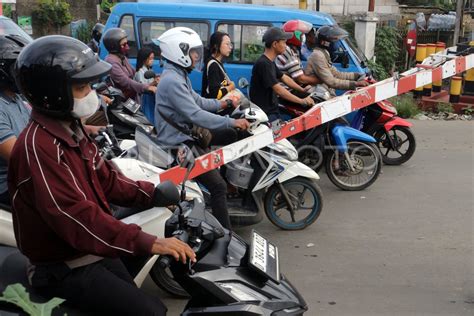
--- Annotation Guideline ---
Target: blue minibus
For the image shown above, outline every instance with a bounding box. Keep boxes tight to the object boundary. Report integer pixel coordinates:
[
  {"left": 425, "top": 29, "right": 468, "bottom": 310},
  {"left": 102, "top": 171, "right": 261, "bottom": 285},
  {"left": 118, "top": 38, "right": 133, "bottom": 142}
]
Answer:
[{"left": 100, "top": 1, "right": 369, "bottom": 95}]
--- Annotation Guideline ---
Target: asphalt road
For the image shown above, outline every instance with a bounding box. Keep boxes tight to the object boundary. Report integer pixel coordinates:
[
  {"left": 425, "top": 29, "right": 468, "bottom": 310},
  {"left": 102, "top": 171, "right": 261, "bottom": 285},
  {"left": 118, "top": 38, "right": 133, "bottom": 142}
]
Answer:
[{"left": 144, "top": 120, "right": 474, "bottom": 316}]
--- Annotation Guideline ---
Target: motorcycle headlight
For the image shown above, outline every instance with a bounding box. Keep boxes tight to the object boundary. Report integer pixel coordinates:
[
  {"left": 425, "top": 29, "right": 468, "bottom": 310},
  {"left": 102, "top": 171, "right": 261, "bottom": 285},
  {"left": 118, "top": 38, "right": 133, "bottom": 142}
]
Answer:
[
  {"left": 266, "top": 140, "right": 298, "bottom": 161},
  {"left": 217, "top": 282, "right": 268, "bottom": 302}
]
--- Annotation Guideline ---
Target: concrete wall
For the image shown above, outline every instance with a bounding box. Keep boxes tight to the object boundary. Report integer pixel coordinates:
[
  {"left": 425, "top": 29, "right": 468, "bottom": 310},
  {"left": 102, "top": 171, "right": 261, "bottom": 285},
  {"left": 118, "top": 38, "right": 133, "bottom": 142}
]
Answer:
[{"left": 231, "top": 0, "right": 400, "bottom": 15}]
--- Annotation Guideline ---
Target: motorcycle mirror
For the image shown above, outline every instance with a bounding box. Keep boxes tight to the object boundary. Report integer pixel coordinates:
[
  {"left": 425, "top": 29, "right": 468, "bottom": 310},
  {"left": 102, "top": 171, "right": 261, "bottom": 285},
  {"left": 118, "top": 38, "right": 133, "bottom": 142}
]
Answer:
[
  {"left": 176, "top": 144, "right": 195, "bottom": 172},
  {"left": 238, "top": 77, "right": 249, "bottom": 89},
  {"left": 176, "top": 144, "right": 195, "bottom": 205},
  {"left": 153, "top": 181, "right": 180, "bottom": 206},
  {"left": 144, "top": 70, "right": 156, "bottom": 80}
]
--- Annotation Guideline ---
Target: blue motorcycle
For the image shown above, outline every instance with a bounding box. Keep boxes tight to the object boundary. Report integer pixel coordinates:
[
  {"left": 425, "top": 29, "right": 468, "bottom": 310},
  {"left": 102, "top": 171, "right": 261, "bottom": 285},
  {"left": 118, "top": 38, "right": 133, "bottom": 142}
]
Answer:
[{"left": 279, "top": 91, "right": 382, "bottom": 191}]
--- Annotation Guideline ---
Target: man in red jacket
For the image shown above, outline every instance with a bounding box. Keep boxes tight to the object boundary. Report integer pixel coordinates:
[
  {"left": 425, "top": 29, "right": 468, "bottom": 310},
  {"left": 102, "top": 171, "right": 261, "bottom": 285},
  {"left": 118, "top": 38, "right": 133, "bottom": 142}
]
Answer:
[{"left": 8, "top": 35, "right": 195, "bottom": 315}]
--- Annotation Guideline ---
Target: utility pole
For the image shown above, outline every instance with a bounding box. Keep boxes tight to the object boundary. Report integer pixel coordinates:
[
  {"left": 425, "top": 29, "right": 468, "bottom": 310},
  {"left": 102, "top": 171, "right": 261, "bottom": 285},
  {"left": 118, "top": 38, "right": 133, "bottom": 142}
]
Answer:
[
  {"left": 343, "top": 0, "right": 349, "bottom": 16},
  {"left": 369, "top": 0, "right": 375, "bottom": 12},
  {"left": 453, "top": 0, "right": 464, "bottom": 45}
]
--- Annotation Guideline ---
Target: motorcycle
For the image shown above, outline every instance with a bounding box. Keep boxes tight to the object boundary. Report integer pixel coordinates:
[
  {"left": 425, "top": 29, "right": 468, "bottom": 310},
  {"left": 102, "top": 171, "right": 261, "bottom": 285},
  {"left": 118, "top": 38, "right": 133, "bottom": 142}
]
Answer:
[
  {"left": 279, "top": 85, "right": 383, "bottom": 191},
  {"left": 220, "top": 91, "right": 324, "bottom": 230},
  {"left": 0, "top": 143, "right": 308, "bottom": 315},
  {"left": 349, "top": 77, "right": 416, "bottom": 165},
  {"left": 94, "top": 80, "right": 154, "bottom": 140}
]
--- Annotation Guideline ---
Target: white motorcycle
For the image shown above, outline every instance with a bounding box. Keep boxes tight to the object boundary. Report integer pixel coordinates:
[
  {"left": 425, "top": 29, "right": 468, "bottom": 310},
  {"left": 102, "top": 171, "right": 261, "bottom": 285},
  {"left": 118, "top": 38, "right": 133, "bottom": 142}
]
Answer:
[{"left": 220, "top": 89, "right": 324, "bottom": 231}]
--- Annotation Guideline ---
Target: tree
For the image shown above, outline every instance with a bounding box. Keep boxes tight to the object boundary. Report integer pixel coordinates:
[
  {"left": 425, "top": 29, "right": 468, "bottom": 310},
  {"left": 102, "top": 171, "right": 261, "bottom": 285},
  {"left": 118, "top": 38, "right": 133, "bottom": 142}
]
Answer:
[{"left": 32, "top": 0, "right": 72, "bottom": 34}]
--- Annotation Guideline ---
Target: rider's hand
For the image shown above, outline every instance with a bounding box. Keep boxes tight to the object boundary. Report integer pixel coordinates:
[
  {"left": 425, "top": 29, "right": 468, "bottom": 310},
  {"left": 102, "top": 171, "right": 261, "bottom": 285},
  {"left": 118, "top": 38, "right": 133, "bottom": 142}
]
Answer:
[
  {"left": 100, "top": 95, "right": 112, "bottom": 106},
  {"left": 153, "top": 75, "right": 160, "bottom": 86},
  {"left": 227, "top": 81, "right": 236, "bottom": 91},
  {"left": 220, "top": 95, "right": 240, "bottom": 109},
  {"left": 357, "top": 72, "right": 367, "bottom": 81},
  {"left": 233, "top": 118, "right": 250, "bottom": 130},
  {"left": 303, "top": 85, "right": 312, "bottom": 92},
  {"left": 83, "top": 125, "right": 105, "bottom": 137},
  {"left": 300, "top": 96, "right": 315, "bottom": 107},
  {"left": 147, "top": 85, "right": 157, "bottom": 93},
  {"left": 355, "top": 80, "right": 370, "bottom": 87},
  {"left": 151, "top": 237, "right": 196, "bottom": 264}
]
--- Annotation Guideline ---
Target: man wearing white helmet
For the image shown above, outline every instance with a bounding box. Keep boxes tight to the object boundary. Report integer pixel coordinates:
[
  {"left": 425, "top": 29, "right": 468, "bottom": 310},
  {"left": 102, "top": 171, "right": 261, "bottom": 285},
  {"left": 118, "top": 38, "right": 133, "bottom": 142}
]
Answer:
[{"left": 154, "top": 27, "right": 249, "bottom": 229}]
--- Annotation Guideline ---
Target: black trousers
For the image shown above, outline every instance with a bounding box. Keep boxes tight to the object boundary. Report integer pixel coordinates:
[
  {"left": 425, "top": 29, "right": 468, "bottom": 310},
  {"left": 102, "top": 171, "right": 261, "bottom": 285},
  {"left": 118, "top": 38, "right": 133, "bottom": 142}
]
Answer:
[
  {"left": 185, "top": 128, "right": 237, "bottom": 230},
  {"left": 31, "top": 258, "right": 167, "bottom": 316}
]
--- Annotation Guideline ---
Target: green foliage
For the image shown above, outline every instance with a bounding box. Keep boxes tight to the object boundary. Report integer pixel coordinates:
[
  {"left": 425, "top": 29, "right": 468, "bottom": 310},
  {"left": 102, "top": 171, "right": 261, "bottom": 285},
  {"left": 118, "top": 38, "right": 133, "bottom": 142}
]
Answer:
[
  {"left": 0, "top": 283, "right": 64, "bottom": 316},
  {"left": 100, "top": 0, "right": 116, "bottom": 14},
  {"left": 32, "top": 0, "right": 72, "bottom": 33},
  {"left": 462, "top": 106, "right": 474, "bottom": 115},
  {"left": 373, "top": 26, "right": 402, "bottom": 76},
  {"left": 2, "top": 4, "right": 13, "bottom": 18},
  {"left": 341, "top": 20, "right": 356, "bottom": 47},
  {"left": 243, "top": 44, "right": 265, "bottom": 62},
  {"left": 75, "top": 22, "right": 94, "bottom": 44},
  {"left": 436, "top": 102, "right": 454, "bottom": 113},
  {"left": 390, "top": 94, "right": 421, "bottom": 118},
  {"left": 367, "top": 59, "right": 389, "bottom": 80}
]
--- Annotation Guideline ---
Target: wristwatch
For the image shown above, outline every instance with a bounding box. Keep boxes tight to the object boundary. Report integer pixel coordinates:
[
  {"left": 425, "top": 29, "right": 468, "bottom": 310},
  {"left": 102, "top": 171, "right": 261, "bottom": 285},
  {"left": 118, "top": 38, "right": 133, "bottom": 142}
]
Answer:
[{"left": 225, "top": 99, "right": 233, "bottom": 109}]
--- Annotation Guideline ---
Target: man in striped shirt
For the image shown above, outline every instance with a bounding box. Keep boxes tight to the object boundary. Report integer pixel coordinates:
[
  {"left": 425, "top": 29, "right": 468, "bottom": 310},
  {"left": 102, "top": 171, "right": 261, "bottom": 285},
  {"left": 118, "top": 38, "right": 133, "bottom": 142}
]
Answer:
[{"left": 275, "top": 20, "right": 320, "bottom": 87}]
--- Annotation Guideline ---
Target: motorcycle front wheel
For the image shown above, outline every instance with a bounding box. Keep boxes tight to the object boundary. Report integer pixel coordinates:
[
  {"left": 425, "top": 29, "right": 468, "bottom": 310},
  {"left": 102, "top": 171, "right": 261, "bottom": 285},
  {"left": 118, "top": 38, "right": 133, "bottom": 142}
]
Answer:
[
  {"left": 374, "top": 126, "right": 416, "bottom": 165},
  {"left": 150, "top": 261, "right": 189, "bottom": 298},
  {"left": 264, "top": 177, "right": 323, "bottom": 230},
  {"left": 325, "top": 141, "right": 382, "bottom": 191}
]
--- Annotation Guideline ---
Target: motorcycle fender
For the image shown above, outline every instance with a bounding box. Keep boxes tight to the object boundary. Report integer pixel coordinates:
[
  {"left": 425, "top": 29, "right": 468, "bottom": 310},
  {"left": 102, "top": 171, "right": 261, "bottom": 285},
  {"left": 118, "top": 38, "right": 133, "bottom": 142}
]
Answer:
[
  {"left": 0, "top": 210, "right": 15, "bottom": 247},
  {"left": 332, "top": 125, "right": 377, "bottom": 152},
  {"left": 134, "top": 255, "right": 159, "bottom": 288},
  {"left": 277, "top": 161, "right": 320, "bottom": 183},
  {"left": 384, "top": 118, "right": 413, "bottom": 131}
]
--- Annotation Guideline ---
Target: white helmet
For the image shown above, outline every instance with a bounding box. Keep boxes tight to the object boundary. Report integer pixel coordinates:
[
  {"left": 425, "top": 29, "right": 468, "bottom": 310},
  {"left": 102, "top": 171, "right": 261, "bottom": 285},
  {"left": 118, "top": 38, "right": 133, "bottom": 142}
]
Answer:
[{"left": 157, "top": 27, "right": 203, "bottom": 69}]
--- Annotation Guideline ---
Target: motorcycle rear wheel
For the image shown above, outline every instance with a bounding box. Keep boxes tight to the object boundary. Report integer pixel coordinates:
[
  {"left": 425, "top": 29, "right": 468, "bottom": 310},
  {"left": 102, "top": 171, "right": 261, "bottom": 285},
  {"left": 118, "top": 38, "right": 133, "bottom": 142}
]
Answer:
[
  {"left": 264, "top": 177, "right": 323, "bottom": 230},
  {"left": 374, "top": 126, "right": 416, "bottom": 165},
  {"left": 325, "top": 141, "right": 382, "bottom": 191}
]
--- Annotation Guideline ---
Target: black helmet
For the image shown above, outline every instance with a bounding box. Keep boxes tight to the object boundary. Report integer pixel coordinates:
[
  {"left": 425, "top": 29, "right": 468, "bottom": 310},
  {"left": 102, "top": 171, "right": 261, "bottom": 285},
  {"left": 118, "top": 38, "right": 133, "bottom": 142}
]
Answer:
[
  {"left": 0, "top": 35, "right": 31, "bottom": 92},
  {"left": 103, "top": 27, "right": 128, "bottom": 54},
  {"left": 316, "top": 25, "right": 348, "bottom": 47},
  {"left": 15, "top": 35, "right": 111, "bottom": 119},
  {"left": 91, "top": 23, "right": 105, "bottom": 43}
]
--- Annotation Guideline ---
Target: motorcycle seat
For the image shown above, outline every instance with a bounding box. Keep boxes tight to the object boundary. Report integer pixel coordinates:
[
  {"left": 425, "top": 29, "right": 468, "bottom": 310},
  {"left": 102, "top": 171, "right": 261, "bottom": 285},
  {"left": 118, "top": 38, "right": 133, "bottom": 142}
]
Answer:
[{"left": 0, "top": 203, "right": 11, "bottom": 213}]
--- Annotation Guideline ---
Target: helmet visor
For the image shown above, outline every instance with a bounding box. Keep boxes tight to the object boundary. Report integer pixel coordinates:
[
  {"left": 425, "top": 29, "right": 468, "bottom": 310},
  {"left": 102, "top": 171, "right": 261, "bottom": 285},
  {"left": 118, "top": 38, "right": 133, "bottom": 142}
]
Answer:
[
  {"left": 189, "top": 45, "right": 204, "bottom": 71},
  {"left": 70, "top": 59, "right": 112, "bottom": 83}
]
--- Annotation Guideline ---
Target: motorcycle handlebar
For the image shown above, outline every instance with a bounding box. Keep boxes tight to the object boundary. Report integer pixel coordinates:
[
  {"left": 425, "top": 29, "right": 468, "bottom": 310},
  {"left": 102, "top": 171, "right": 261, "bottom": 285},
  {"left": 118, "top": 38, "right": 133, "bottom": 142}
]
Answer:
[{"left": 158, "top": 230, "right": 190, "bottom": 269}]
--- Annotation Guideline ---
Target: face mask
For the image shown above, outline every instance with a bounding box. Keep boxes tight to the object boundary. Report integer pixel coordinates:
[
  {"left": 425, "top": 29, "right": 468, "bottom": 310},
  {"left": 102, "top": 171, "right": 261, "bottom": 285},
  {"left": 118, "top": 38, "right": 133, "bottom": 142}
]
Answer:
[
  {"left": 120, "top": 44, "right": 130, "bottom": 56},
  {"left": 71, "top": 89, "right": 99, "bottom": 119}
]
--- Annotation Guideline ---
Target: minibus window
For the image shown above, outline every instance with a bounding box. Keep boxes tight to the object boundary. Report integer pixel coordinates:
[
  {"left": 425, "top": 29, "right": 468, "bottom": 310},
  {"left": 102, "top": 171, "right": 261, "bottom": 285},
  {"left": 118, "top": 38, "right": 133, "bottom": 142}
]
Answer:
[
  {"left": 119, "top": 15, "right": 138, "bottom": 58},
  {"left": 140, "top": 20, "right": 209, "bottom": 59},
  {"left": 218, "top": 23, "right": 270, "bottom": 63}
]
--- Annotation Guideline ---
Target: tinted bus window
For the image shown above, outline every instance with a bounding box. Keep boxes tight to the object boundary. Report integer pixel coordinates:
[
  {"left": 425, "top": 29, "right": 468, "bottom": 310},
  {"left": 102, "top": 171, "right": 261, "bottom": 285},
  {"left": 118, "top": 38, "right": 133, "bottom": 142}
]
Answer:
[
  {"left": 217, "top": 23, "right": 270, "bottom": 63},
  {"left": 140, "top": 20, "right": 209, "bottom": 58},
  {"left": 119, "top": 15, "right": 138, "bottom": 58}
]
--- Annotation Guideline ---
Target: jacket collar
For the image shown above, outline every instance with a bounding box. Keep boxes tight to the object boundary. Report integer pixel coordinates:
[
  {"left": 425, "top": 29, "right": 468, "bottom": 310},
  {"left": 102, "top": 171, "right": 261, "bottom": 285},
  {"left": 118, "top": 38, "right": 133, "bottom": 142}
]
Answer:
[
  {"left": 164, "top": 62, "right": 189, "bottom": 77},
  {"left": 31, "top": 110, "right": 83, "bottom": 147}
]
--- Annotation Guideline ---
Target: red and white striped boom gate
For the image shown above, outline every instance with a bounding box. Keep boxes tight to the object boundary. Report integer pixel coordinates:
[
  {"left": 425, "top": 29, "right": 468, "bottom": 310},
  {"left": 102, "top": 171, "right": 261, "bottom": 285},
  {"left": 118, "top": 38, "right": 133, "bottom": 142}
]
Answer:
[{"left": 157, "top": 46, "right": 474, "bottom": 185}]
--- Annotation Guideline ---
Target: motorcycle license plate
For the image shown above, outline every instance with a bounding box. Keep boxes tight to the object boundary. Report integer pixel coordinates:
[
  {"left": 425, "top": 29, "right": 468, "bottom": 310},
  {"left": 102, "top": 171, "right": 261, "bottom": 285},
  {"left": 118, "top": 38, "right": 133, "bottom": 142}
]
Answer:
[{"left": 249, "top": 230, "right": 280, "bottom": 283}]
